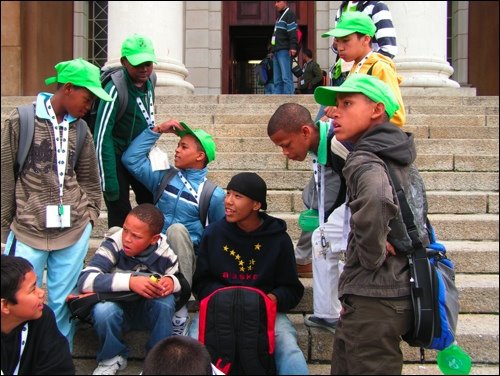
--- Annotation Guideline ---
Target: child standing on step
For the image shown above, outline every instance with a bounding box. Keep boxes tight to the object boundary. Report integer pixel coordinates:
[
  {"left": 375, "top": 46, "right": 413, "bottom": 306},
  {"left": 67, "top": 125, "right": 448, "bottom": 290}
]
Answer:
[
  {"left": 315, "top": 74, "right": 414, "bottom": 374},
  {"left": 77, "top": 203, "right": 190, "bottom": 375},
  {"left": 93, "top": 33, "right": 158, "bottom": 229},
  {"left": 122, "top": 120, "right": 226, "bottom": 336},
  {"left": 1, "top": 58, "right": 111, "bottom": 349},
  {"left": 1, "top": 255, "right": 75, "bottom": 375}
]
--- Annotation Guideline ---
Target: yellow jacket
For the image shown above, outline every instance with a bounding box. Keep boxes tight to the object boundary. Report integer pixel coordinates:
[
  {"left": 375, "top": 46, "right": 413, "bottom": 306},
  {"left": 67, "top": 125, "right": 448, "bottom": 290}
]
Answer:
[{"left": 349, "top": 53, "right": 406, "bottom": 127}]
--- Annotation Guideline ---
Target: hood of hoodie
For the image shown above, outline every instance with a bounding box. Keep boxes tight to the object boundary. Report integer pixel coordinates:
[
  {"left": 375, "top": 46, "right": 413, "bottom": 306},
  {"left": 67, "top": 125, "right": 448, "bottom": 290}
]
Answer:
[
  {"left": 223, "top": 212, "right": 288, "bottom": 238},
  {"left": 353, "top": 122, "right": 416, "bottom": 166}
]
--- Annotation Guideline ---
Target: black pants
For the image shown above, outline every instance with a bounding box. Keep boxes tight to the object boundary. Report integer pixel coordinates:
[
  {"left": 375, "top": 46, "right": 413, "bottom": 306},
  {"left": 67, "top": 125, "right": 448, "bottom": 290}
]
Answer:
[{"left": 104, "top": 158, "right": 153, "bottom": 228}]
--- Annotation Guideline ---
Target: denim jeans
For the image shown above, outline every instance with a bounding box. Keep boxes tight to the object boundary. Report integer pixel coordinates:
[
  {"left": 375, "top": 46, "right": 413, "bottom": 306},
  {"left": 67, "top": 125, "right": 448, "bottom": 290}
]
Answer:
[
  {"left": 92, "top": 294, "right": 176, "bottom": 361},
  {"left": 273, "top": 49, "right": 294, "bottom": 94},
  {"left": 6, "top": 223, "right": 92, "bottom": 351},
  {"left": 188, "top": 312, "right": 309, "bottom": 375},
  {"left": 264, "top": 82, "right": 275, "bottom": 94}
]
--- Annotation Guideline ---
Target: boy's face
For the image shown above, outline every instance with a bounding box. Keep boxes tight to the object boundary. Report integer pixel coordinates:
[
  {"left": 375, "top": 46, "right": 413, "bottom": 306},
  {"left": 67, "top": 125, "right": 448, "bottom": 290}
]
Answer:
[
  {"left": 62, "top": 85, "right": 95, "bottom": 118},
  {"left": 224, "top": 190, "right": 260, "bottom": 223},
  {"left": 174, "top": 134, "right": 205, "bottom": 169},
  {"left": 122, "top": 214, "right": 160, "bottom": 257},
  {"left": 4, "top": 270, "right": 45, "bottom": 322},
  {"left": 269, "top": 128, "right": 312, "bottom": 161},
  {"left": 330, "top": 93, "right": 378, "bottom": 142},
  {"left": 122, "top": 59, "right": 154, "bottom": 86},
  {"left": 334, "top": 34, "right": 370, "bottom": 62}
]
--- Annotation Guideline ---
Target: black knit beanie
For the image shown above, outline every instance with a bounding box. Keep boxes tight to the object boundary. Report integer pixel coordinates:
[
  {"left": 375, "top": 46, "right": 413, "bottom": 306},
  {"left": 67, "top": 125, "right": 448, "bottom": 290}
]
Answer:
[{"left": 226, "top": 172, "right": 267, "bottom": 210}]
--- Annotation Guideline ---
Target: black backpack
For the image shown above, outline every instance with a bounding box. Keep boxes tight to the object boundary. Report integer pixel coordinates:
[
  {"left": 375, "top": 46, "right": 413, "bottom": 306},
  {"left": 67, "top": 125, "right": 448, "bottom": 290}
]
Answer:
[
  {"left": 198, "top": 286, "right": 277, "bottom": 375},
  {"left": 83, "top": 66, "right": 157, "bottom": 133}
]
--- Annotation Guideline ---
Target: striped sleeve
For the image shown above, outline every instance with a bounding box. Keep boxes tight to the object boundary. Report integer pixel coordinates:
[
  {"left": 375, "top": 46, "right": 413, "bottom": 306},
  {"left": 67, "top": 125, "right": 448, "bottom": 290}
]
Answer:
[
  {"left": 77, "top": 236, "right": 132, "bottom": 293},
  {"left": 365, "top": 2, "right": 398, "bottom": 59}
]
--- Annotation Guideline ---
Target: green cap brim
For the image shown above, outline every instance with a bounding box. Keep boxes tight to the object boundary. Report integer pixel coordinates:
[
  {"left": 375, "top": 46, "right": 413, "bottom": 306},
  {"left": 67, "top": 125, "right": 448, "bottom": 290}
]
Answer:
[{"left": 126, "top": 53, "right": 158, "bottom": 66}]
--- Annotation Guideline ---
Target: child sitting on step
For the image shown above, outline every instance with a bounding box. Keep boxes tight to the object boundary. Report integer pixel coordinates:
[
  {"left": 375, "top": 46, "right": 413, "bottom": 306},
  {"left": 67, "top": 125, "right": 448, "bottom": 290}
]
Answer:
[{"left": 77, "top": 203, "right": 190, "bottom": 375}]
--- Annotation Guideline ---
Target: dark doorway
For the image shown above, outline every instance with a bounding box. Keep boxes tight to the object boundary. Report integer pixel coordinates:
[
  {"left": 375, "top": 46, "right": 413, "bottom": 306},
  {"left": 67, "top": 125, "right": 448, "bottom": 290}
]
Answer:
[
  {"left": 231, "top": 25, "right": 273, "bottom": 94},
  {"left": 222, "top": 1, "right": 315, "bottom": 94}
]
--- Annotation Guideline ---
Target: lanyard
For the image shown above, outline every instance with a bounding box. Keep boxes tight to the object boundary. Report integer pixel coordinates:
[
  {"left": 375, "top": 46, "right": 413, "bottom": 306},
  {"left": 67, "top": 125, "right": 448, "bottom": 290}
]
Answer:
[
  {"left": 312, "top": 157, "right": 328, "bottom": 248},
  {"left": 46, "top": 99, "right": 69, "bottom": 205},
  {"left": 136, "top": 90, "right": 155, "bottom": 127},
  {"left": 177, "top": 171, "right": 206, "bottom": 205},
  {"left": 354, "top": 51, "right": 373, "bottom": 73},
  {"left": 274, "top": 7, "right": 289, "bottom": 30},
  {"left": 12, "top": 323, "right": 28, "bottom": 375}
]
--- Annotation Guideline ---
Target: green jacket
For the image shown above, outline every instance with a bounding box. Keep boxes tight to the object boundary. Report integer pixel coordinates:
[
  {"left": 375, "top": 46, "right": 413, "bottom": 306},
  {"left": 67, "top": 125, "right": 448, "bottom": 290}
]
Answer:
[
  {"left": 93, "top": 69, "right": 155, "bottom": 201},
  {"left": 299, "top": 60, "right": 323, "bottom": 91}
]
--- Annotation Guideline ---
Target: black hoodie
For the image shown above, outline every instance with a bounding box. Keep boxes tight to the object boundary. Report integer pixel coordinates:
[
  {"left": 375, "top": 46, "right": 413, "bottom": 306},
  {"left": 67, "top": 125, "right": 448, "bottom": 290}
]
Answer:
[{"left": 192, "top": 213, "right": 304, "bottom": 312}]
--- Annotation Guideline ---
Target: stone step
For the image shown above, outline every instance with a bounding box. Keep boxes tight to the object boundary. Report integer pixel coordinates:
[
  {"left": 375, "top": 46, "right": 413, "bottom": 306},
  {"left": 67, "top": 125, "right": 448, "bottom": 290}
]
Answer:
[
  {"left": 153, "top": 135, "right": 499, "bottom": 156},
  {"left": 84, "top": 238, "right": 499, "bottom": 275},
  {"left": 72, "top": 357, "right": 499, "bottom": 375},
  {"left": 100, "top": 190, "right": 498, "bottom": 215},
  {"left": 292, "top": 274, "right": 499, "bottom": 314},
  {"left": 71, "top": 313, "right": 498, "bottom": 364},
  {"left": 90, "top": 211, "right": 499, "bottom": 242}
]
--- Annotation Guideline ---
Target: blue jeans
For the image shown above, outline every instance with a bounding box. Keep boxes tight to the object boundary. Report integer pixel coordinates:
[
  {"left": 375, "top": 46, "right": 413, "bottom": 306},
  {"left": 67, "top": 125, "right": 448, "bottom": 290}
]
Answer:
[
  {"left": 6, "top": 223, "right": 92, "bottom": 350},
  {"left": 273, "top": 49, "right": 294, "bottom": 94},
  {"left": 265, "top": 82, "right": 275, "bottom": 94},
  {"left": 92, "top": 294, "right": 175, "bottom": 361},
  {"left": 188, "top": 312, "right": 308, "bottom": 375}
]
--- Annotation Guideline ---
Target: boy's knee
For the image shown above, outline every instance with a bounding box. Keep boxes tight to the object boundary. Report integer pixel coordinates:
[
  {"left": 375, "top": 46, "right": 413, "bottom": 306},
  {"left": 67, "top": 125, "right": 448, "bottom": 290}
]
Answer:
[{"left": 92, "top": 301, "right": 122, "bottom": 320}]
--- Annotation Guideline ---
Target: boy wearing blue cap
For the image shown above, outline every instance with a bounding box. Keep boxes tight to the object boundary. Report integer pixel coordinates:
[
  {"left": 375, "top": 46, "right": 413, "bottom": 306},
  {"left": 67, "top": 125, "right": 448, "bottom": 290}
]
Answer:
[
  {"left": 1, "top": 58, "right": 112, "bottom": 348},
  {"left": 94, "top": 34, "right": 159, "bottom": 229},
  {"left": 315, "top": 74, "right": 415, "bottom": 374},
  {"left": 122, "top": 119, "right": 225, "bottom": 335}
]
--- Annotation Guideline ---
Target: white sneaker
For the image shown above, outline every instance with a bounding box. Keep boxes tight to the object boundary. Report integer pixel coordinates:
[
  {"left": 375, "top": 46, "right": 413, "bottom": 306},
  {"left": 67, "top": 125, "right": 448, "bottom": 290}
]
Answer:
[
  {"left": 172, "top": 315, "right": 189, "bottom": 336},
  {"left": 92, "top": 355, "right": 127, "bottom": 375}
]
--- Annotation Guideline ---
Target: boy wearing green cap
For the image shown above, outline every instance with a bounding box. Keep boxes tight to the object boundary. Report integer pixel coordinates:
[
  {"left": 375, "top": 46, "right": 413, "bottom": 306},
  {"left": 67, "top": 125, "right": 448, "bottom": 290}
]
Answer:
[
  {"left": 322, "top": 11, "right": 406, "bottom": 127},
  {"left": 94, "top": 33, "right": 159, "bottom": 229},
  {"left": 315, "top": 74, "right": 416, "bottom": 374},
  {"left": 1, "top": 58, "right": 112, "bottom": 348},
  {"left": 122, "top": 119, "right": 226, "bottom": 335}
]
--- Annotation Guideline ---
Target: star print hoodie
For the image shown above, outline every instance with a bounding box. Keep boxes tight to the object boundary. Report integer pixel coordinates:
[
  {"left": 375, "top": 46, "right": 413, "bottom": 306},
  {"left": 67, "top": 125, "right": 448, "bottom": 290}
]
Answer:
[{"left": 192, "top": 213, "right": 304, "bottom": 312}]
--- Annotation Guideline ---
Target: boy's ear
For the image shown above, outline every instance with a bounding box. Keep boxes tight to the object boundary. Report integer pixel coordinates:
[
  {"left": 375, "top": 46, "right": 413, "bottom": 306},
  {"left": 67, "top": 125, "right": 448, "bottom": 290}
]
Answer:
[
  {"left": 372, "top": 102, "right": 387, "bottom": 119},
  {"left": 1, "top": 298, "right": 11, "bottom": 315},
  {"left": 150, "top": 233, "right": 161, "bottom": 246},
  {"left": 252, "top": 200, "right": 262, "bottom": 212}
]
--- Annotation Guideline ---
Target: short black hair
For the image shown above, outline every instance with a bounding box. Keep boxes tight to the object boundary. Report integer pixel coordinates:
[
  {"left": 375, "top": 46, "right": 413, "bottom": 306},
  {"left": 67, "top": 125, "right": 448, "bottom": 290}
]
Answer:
[
  {"left": 128, "top": 203, "right": 164, "bottom": 235},
  {"left": 267, "top": 102, "right": 315, "bottom": 136},
  {"left": 303, "top": 48, "right": 313, "bottom": 59},
  {"left": 143, "top": 336, "right": 212, "bottom": 375},
  {"left": 1, "top": 255, "right": 33, "bottom": 304}
]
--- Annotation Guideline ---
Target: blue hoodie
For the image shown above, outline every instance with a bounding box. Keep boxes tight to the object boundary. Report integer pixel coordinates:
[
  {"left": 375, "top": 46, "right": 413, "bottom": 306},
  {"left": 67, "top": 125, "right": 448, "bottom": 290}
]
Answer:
[{"left": 122, "top": 127, "right": 225, "bottom": 248}]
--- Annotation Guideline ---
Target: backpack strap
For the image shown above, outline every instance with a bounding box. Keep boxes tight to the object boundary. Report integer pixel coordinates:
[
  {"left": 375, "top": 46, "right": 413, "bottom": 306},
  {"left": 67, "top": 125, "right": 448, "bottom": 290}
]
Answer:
[
  {"left": 73, "top": 119, "right": 87, "bottom": 169},
  {"left": 154, "top": 168, "right": 178, "bottom": 204},
  {"left": 366, "top": 60, "right": 378, "bottom": 76},
  {"left": 199, "top": 180, "right": 217, "bottom": 228},
  {"left": 16, "top": 103, "right": 36, "bottom": 175},
  {"left": 110, "top": 69, "right": 129, "bottom": 122}
]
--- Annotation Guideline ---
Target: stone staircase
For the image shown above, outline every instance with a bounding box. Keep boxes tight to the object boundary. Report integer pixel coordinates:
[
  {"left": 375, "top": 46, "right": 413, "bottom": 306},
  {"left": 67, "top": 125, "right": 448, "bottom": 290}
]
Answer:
[{"left": 1, "top": 90, "right": 498, "bottom": 374}]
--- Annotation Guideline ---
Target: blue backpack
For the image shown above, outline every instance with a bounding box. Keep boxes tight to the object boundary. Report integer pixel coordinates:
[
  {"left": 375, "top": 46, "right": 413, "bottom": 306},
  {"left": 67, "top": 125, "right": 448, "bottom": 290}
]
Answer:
[
  {"left": 385, "top": 162, "right": 459, "bottom": 361},
  {"left": 256, "top": 57, "right": 273, "bottom": 86}
]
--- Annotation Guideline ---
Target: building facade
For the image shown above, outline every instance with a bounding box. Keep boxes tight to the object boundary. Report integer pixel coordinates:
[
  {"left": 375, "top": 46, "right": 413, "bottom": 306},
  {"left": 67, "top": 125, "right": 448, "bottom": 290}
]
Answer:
[{"left": 1, "top": 1, "right": 498, "bottom": 96}]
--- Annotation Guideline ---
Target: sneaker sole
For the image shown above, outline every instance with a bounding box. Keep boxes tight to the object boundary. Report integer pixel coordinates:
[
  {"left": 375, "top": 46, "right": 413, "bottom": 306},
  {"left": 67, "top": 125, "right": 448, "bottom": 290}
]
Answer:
[{"left": 304, "top": 317, "right": 336, "bottom": 334}]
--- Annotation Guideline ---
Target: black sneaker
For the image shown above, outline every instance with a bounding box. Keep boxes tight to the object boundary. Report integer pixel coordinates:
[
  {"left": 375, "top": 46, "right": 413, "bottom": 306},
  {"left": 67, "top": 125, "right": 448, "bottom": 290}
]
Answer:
[{"left": 304, "top": 315, "right": 337, "bottom": 333}]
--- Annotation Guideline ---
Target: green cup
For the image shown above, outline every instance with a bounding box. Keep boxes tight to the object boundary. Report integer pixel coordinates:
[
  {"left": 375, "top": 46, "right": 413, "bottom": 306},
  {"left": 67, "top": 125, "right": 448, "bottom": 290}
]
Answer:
[
  {"left": 437, "top": 344, "right": 472, "bottom": 375},
  {"left": 298, "top": 209, "right": 319, "bottom": 232}
]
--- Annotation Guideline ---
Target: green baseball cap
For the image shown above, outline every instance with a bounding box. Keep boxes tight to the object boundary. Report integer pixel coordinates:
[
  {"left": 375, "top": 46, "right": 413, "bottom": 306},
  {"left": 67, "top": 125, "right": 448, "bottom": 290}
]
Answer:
[
  {"left": 321, "top": 12, "right": 376, "bottom": 38},
  {"left": 121, "top": 34, "right": 158, "bottom": 66},
  {"left": 314, "top": 74, "right": 400, "bottom": 119},
  {"left": 45, "top": 58, "right": 112, "bottom": 102},
  {"left": 177, "top": 122, "right": 217, "bottom": 163}
]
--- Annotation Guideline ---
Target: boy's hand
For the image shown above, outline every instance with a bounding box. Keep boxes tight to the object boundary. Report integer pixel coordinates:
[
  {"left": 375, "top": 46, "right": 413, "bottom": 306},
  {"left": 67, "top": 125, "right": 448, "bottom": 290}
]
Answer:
[
  {"left": 153, "top": 119, "right": 182, "bottom": 134},
  {"left": 324, "top": 106, "right": 335, "bottom": 119},
  {"left": 129, "top": 275, "right": 167, "bottom": 299},
  {"left": 156, "top": 276, "right": 175, "bottom": 297}
]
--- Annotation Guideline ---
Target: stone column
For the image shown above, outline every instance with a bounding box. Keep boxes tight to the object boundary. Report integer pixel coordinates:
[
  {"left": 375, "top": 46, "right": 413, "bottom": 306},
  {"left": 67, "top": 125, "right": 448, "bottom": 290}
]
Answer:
[
  {"left": 387, "top": 1, "right": 459, "bottom": 87},
  {"left": 107, "top": 1, "right": 194, "bottom": 94}
]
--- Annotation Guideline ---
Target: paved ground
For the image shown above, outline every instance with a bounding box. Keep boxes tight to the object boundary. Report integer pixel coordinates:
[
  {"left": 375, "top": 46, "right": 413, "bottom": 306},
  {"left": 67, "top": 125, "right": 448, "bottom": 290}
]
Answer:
[{"left": 74, "top": 358, "right": 499, "bottom": 375}]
